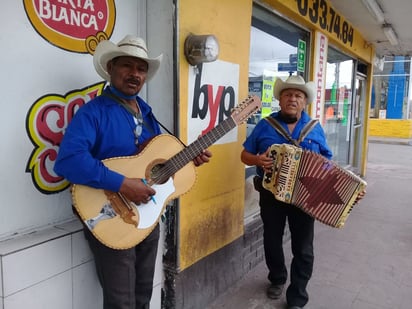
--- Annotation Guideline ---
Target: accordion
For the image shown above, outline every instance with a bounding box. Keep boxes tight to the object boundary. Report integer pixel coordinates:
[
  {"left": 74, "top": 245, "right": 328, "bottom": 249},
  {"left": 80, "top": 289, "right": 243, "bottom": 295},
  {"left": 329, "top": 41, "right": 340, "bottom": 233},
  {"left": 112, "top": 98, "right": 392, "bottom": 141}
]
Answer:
[{"left": 262, "top": 144, "right": 367, "bottom": 228}]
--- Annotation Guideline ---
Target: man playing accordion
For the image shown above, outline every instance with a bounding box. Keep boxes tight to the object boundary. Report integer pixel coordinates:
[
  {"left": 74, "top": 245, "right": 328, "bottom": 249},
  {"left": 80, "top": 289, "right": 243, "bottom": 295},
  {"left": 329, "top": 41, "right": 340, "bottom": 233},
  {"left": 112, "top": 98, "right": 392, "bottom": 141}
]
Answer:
[{"left": 241, "top": 75, "right": 332, "bottom": 309}]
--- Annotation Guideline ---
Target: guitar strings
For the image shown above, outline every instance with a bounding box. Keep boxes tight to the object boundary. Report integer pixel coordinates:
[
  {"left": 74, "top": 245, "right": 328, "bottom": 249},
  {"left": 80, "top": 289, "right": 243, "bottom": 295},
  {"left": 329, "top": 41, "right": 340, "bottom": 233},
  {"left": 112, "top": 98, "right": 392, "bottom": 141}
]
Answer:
[
  {"left": 155, "top": 98, "right": 258, "bottom": 179},
  {"left": 156, "top": 118, "right": 236, "bottom": 181}
]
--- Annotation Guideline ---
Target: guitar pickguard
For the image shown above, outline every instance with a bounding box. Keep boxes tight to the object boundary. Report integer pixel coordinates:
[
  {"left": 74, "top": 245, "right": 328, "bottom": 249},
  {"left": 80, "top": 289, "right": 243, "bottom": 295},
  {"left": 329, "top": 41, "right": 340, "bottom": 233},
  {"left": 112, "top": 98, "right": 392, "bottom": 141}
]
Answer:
[
  {"left": 135, "top": 177, "right": 175, "bottom": 228},
  {"left": 84, "top": 177, "right": 175, "bottom": 230}
]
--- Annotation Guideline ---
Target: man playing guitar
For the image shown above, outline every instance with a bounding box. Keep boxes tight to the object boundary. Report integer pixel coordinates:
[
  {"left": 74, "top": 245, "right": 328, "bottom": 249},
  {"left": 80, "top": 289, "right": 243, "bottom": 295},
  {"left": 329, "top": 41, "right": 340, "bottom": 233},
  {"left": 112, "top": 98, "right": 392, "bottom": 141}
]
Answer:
[{"left": 54, "top": 35, "right": 212, "bottom": 309}]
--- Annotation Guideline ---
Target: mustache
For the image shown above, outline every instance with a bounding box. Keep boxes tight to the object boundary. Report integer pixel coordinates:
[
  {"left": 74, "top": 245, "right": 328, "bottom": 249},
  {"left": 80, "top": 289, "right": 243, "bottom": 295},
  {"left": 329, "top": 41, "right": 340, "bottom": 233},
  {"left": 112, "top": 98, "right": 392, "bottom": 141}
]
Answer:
[{"left": 126, "top": 77, "right": 141, "bottom": 85}]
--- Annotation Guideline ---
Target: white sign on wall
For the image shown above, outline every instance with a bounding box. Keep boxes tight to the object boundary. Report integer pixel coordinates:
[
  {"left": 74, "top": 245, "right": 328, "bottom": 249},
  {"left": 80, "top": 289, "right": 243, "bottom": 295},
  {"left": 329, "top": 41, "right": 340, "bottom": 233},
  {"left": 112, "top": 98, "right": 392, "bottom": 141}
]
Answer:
[
  {"left": 187, "top": 60, "right": 240, "bottom": 144},
  {"left": 312, "top": 31, "right": 328, "bottom": 123}
]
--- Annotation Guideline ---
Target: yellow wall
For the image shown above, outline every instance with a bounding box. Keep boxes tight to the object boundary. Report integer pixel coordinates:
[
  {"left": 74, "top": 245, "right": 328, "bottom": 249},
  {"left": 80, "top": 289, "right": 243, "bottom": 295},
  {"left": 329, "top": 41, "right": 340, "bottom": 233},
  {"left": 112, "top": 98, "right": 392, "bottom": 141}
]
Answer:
[
  {"left": 178, "top": 0, "right": 253, "bottom": 270},
  {"left": 369, "top": 119, "right": 412, "bottom": 138}
]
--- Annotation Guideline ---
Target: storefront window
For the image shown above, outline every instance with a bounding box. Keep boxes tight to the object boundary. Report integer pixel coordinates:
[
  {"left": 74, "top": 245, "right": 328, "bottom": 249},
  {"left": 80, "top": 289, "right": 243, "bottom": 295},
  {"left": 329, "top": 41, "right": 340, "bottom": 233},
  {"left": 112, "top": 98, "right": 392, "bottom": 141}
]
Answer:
[
  {"left": 324, "top": 47, "right": 355, "bottom": 165},
  {"left": 248, "top": 6, "right": 310, "bottom": 135},
  {"left": 371, "top": 56, "right": 411, "bottom": 119}
]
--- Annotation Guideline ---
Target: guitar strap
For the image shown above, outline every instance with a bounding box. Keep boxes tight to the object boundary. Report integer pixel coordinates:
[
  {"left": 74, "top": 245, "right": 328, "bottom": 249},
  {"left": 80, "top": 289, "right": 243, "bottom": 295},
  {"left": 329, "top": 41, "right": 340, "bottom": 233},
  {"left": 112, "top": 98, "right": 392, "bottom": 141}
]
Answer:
[
  {"left": 264, "top": 116, "right": 318, "bottom": 147},
  {"left": 103, "top": 92, "right": 187, "bottom": 147},
  {"left": 150, "top": 114, "right": 187, "bottom": 147}
]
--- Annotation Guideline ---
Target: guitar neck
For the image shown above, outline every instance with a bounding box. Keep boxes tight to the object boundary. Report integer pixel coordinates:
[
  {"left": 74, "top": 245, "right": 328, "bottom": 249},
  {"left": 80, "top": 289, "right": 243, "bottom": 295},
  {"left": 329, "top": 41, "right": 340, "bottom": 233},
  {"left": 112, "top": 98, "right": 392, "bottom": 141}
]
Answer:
[
  {"left": 162, "top": 116, "right": 237, "bottom": 178},
  {"left": 149, "top": 95, "right": 261, "bottom": 184}
]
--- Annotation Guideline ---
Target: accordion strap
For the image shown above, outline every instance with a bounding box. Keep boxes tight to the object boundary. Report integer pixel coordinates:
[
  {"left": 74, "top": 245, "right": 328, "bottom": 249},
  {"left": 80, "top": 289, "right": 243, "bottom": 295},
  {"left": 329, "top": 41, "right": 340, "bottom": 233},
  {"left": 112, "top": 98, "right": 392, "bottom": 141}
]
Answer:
[
  {"left": 264, "top": 117, "right": 318, "bottom": 147},
  {"left": 297, "top": 118, "right": 319, "bottom": 144}
]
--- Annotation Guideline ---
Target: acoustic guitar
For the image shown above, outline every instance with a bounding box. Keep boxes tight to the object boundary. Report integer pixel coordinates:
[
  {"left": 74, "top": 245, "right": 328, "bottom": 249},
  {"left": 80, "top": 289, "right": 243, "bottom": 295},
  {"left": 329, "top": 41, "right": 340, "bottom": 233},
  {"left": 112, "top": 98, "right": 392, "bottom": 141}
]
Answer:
[{"left": 71, "top": 95, "right": 261, "bottom": 249}]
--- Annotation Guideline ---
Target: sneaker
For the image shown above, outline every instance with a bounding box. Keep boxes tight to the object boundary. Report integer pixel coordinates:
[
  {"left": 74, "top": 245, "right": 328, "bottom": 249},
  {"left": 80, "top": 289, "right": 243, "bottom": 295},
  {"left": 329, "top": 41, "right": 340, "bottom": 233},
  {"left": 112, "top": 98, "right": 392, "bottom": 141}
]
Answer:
[{"left": 266, "top": 284, "right": 284, "bottom": 299}]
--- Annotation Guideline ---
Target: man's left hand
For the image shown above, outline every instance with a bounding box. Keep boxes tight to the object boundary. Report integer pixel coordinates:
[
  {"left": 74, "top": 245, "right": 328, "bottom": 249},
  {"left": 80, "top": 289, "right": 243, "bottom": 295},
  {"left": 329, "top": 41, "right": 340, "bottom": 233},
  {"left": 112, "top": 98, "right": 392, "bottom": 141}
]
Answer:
[{"left": 193, "top": 149, "right": 212, "bottom": 166}]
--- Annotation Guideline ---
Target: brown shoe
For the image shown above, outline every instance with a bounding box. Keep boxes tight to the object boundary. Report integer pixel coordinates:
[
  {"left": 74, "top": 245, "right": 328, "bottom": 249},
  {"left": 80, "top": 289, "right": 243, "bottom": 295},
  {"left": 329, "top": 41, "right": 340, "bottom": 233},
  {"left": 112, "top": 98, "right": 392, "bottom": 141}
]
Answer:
[{"left": 266, "top": 284, "right": 284, "bottom": 299}]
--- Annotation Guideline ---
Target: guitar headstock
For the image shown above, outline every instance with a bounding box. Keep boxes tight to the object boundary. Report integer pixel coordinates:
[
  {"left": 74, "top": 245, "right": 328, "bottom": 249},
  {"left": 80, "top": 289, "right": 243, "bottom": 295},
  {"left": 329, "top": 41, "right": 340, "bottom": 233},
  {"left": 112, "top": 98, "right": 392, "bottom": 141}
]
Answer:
[{"left": 231, "top": 95, "right": 262, "bottom": 125}]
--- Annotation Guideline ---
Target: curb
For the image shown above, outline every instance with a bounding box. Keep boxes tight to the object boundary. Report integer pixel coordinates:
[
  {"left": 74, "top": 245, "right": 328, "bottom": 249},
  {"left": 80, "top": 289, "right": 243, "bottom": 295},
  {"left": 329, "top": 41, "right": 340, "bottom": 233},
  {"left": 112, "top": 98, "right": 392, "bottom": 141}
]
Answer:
[{"left": 368, "top": 138, "right": 412, "bottom": 146}]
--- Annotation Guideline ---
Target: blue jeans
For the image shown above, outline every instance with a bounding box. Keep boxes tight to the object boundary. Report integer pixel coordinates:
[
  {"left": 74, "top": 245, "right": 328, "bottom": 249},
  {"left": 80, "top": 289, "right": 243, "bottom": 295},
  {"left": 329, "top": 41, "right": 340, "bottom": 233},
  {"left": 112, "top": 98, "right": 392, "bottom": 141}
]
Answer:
[
  {"left": 84, "top": 225, "right": 160, "bottom": 309},
  {"left": 259, "top": 189, "right": 314, "bottom": 307}
]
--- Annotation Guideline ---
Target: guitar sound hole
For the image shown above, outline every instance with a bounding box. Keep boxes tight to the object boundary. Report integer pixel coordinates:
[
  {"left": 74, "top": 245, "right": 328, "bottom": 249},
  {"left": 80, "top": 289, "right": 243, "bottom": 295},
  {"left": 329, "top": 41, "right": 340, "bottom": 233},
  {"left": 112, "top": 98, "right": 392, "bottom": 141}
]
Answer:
[{"left": 150, "top": 163, "right": 169, "bottom": 184}]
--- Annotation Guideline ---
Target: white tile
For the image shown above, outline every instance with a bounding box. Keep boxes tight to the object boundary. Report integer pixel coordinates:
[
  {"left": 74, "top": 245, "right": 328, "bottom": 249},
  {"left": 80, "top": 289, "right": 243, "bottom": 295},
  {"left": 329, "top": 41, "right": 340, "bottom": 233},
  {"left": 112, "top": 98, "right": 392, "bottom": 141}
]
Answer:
[
  {"left": 55, "top": 219, "right": 83, "bottom": 234},
  {"left": 0, "top": 256, "right": 3, "bottom": 297},
  {"left": 72, "top": 231, "right": 93, "bottom": 267},
  {"left": 0, "top": 219, "right": 82, "bottom": 257},
  {"left": 153, "top": 222, "right": 165, "bottom": 287},
  {"left": 150, "top": 222, "right": 165, "bottom": 309},
  {"left": 2, "top": 236, "right": 71, "bottom": 296},
  {"left": 150, "top": 283, "right": 162, "bottom": 309},
  {"left": 0, "top": 227, "right": 68, "bottom": 256},
  {"left": 73, "top": 261, "right": 102, "bottom": 309},
  {"left": 3, "top": 271, "right": 72, "bottom": 309}
]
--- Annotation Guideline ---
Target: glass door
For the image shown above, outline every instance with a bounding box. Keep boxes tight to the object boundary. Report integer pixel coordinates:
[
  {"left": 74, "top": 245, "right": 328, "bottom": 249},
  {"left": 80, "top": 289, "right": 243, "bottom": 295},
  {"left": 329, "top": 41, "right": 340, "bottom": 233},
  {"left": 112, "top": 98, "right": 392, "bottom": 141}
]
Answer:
[
  {"left": 324, "top": 47, "right": 355, "bottom": 167},
  {"left": 350, "top": 73, "right": 366, "bottom": 173}
]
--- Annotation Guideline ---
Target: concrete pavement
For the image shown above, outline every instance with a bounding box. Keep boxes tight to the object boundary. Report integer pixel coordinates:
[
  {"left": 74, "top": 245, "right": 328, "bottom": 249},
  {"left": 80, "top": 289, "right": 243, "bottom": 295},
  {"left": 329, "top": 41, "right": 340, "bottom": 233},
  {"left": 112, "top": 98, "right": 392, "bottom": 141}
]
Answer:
[{"left": 207, "top": 140, "right": 412, "bottom": 309}]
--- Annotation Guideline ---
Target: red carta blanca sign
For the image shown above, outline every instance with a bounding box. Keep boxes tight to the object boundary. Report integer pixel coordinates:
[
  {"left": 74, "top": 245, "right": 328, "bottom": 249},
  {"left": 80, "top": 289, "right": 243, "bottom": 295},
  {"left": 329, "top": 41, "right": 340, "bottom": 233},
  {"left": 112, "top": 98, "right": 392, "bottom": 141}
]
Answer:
[{"left": 23, "top": 0, "right": 115, "bottom": 53}]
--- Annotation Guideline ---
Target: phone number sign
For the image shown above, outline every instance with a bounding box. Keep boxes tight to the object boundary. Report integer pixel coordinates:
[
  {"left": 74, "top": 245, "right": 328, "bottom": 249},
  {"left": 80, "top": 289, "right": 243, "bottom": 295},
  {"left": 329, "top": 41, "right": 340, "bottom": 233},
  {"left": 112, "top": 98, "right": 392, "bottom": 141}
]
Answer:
[{"left": 295, "top": 0, "right": 355, "bottom": 47}]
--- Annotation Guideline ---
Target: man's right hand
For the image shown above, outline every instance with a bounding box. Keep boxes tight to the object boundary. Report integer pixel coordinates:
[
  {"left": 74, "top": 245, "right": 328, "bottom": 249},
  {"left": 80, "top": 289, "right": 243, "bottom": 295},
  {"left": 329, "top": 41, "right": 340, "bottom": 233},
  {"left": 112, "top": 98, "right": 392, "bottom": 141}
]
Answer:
[
  {"left": 119, "top": 177, "right": 156, "bottom": 205},
  {"left": 259, "top": 147, "right": 273, "bottom": 171}
]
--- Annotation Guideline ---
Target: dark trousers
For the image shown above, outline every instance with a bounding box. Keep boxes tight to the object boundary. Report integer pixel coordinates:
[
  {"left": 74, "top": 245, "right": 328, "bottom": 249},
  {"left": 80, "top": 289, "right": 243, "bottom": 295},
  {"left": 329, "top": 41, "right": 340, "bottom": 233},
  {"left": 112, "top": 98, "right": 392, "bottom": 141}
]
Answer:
[
  {"left": 84, "top": 225, "right": 160, "bottom": 309},
  {"left": 259, "top": 189, "right": 314, "bottom": 307}
]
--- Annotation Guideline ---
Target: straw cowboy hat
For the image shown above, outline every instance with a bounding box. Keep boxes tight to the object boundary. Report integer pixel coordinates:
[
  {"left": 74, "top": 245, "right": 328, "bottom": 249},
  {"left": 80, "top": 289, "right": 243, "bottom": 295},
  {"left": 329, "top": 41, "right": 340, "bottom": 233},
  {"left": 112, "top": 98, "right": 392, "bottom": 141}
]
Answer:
[
  {"left": 93, "top": 35, "right": 163, "bottom": 81},
  {"left": 273, "top": 75, "right": 315, "bottom": 103}
]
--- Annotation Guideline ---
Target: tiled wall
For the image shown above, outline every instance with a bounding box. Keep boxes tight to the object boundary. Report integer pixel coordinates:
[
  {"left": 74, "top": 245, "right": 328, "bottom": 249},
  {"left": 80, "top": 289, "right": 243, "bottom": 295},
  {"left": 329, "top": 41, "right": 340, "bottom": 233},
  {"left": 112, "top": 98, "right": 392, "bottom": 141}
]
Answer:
[{"left": 0, "top": 220, "right": 164, "bottom": 309}]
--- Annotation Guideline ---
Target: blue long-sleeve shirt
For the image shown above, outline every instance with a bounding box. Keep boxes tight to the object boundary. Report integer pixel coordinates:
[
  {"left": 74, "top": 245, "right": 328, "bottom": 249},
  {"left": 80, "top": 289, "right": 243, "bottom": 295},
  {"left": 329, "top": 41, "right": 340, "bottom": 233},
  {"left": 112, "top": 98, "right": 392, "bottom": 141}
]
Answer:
[
  {"left": 243, "top": 111, "right": 332, "bottom": 177},
  {"left": 54, "top": 89, "right": 161, "bottom": 192}
]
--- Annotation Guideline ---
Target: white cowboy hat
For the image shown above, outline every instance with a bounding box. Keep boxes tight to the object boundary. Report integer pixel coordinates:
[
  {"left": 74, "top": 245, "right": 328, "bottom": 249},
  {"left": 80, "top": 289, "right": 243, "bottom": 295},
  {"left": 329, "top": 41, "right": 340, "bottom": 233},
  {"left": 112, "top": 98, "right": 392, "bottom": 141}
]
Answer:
[
  {"left": 273, "top": 75, "right": 315, "bottom": 103},
  {"left": 93, "top": 35, "right": 163, "bottom": 81}
]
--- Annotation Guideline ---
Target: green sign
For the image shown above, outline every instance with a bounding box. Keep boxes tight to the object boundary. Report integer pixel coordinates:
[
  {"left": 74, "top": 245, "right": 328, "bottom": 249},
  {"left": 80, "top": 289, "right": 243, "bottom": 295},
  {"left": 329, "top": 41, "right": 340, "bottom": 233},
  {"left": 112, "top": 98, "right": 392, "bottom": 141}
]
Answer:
[{"left": 297, "top": 40, "right": 306, "bottom": 72}]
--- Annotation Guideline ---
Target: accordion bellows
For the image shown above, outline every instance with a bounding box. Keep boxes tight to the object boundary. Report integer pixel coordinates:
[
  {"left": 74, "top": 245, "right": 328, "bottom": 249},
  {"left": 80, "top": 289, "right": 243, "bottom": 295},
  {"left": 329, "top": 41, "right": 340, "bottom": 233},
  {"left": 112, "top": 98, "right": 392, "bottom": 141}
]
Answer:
[{"left": 262, "top": 144, "right": 367, "bottom": 228}]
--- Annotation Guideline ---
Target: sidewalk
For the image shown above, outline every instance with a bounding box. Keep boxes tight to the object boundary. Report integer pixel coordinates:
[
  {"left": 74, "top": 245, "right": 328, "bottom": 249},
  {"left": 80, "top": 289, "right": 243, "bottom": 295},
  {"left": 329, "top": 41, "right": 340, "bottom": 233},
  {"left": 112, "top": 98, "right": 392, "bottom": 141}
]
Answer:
[{"left": 207, "top": 141, "right": 412, "bottom": 309}]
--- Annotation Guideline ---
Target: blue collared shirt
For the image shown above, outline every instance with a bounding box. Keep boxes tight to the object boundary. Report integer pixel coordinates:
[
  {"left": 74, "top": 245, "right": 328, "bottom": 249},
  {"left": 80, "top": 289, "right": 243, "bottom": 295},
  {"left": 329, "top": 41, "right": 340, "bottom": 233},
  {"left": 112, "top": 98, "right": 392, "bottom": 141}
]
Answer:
[
  {"left": 243, "top": 111, "right": 333, "bottom": 177},
  {"left": 54, "top": 89, "right": 161, "bottom": 192}
]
